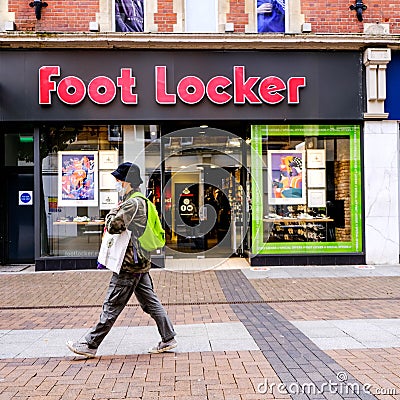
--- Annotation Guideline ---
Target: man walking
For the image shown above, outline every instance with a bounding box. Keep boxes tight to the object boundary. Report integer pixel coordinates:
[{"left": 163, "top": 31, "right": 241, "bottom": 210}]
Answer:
[{"left": 67, "top": 162, "right": 177, "bottom": 358}]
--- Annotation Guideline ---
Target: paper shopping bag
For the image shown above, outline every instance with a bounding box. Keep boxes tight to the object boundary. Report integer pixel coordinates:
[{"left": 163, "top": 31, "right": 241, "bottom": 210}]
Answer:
[{"left": 97, "top": 229, "right": 132, "bottom": 274}]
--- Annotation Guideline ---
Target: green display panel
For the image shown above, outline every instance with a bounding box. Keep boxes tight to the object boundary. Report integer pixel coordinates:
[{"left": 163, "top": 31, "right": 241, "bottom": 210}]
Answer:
[{"left": 251, "top": 125, "right": 362, "bottom": 255}]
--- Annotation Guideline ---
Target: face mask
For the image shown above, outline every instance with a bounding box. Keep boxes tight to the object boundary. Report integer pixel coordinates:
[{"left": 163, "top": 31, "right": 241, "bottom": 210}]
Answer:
[{"left": 114, "top": 181, "right": 124, "bottom": 193}]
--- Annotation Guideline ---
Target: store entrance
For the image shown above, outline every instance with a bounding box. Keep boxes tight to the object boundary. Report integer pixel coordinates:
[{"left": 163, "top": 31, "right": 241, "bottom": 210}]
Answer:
[
  {"left": 4, "top": 170, "right": 35, "bottom": 264},
  {"left": 160, "top": 127, "right": 248, "bottom": 259},
  {"left": 0, "top": 131, "right": 35, "bottom": 265}
]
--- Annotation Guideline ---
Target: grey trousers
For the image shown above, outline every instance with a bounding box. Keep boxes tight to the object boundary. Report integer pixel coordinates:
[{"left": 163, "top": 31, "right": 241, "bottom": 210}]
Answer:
[{"left": 85, "top": 271, "right": 176, "bottom": 349}]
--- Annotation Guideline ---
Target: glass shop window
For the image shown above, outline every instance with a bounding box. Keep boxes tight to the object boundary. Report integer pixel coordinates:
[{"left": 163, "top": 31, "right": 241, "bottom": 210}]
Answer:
[
  {"left": 115, "top": 0, "right": 144, "bottom": 32},
  {"left": 257, "top": 0, "right": 286, "bottom": 33},
  {"left": 251, "top": 125, "right": 362, "bottom": 255},
  {"left": 4, "top": 132, "right": 34, "bottom": 167},
  {"left": 40, "top": 124, "right": 159, "bottom": 258},
  {"left": 185, "top": 0, "right": 218, "bottom": 32}
]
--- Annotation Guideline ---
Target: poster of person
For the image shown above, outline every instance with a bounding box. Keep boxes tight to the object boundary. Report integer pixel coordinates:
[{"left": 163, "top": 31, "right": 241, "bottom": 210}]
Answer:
[
  {"left": 58, "top": 151, "right": 98, "bottom": 207},
  {"left": 267, "top": 150, "right": 306, "bottom": 205},
  {"left": 115, "top": 0, "right": 144, "bottom": 32},
  {"left": 257, "top": 0, "right": 285, "bottom": 33}
]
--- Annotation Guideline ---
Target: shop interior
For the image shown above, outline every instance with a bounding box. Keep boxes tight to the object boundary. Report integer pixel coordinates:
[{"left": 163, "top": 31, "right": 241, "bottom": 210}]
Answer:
[{"left": 40, "top": 123, "right": 250, "bottom": 260}]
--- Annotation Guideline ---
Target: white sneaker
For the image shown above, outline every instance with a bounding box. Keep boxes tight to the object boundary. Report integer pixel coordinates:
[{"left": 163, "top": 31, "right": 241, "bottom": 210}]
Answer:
[
  {"left": 66, "top": 340, "right": 97, "bottom": 358},
  {"left": 148, "top": 338, "right": 177, "bottom": 354}
]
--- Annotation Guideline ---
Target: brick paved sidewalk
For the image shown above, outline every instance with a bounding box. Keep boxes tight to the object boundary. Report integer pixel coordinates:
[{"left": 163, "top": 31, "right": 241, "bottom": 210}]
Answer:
[{"left": 0, "top": 267, "right": 399, "bottom": 399}]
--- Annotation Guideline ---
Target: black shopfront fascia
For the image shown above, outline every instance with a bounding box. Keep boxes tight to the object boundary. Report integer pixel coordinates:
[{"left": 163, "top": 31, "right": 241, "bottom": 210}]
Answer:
[{"left": 0, "top": 50, "right": 364, "bottom": 270}]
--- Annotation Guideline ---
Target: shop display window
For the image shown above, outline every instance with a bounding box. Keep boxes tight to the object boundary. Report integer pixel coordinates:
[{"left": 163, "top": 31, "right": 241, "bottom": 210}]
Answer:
[
  {"left": 257, "top": 0, "right": 286, "bottom": 33},
  {"left": 40, "top": 124, "right": 158, "bottom": 258},
  {"left": 251, "top": 125, "right": 362, "bottom": 255},
  {"left": 115, "top": 0, "right": 144, "bottom": 32},
  {"left": 185, "top": 0, "right": 218, "bottom": 33}
]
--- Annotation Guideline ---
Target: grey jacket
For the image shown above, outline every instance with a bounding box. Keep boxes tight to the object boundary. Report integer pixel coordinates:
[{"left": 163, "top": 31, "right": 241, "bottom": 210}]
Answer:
[{"left": 105, "top": 189, "right": 151, "bottom": 273}]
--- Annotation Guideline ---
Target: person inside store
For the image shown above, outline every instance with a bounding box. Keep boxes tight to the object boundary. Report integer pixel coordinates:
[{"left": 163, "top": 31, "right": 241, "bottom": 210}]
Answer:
[
  {"left": 257, "top": 0, "right": 285, "bottom": 33},
  {"left": 216, "top": 189, "right": 231, "bottom": 242},
  {"left": 66, "top": 162, "right": 177, "bottom": 358}
]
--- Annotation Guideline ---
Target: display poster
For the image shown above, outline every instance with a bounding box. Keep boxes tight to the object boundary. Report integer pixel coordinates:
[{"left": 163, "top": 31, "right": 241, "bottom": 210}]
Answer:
[
  {"left": 268, "top": 150, "right": 305, "bottom": 205},
  {"left": 257, "top": 0, "right": 285, "bottom": 33},
  {"left": 307, "top": 169, "right": 326, "bottom": 188},
  {"left": 100, "top": 171, "right": 116, "bottom": 189},
  {"left": 306, "top": 150, "right": 326, "bottom": 168},
  {"left": 100, "top": 191, "right": 119, "bottom": 210},
  {"left": 307, "top": 189, "right": 326, "bottom": 208},
  {"left": 99, "top": 150, "right": 118, "bottom": 170},
  {"left": 115, "top": 0, "right": 144, "bottom": 32},
  {"left": 58, "top": 151, "right": 98, "bottom": 206}
]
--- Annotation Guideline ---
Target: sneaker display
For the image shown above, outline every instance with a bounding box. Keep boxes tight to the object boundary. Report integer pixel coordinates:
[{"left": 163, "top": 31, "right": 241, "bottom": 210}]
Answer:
[
  {"left": 148, "top": 338, "right": 177, "bottom": 354},
  {"left": 66, "top": 340, "right": 97, "bottom": 358}
]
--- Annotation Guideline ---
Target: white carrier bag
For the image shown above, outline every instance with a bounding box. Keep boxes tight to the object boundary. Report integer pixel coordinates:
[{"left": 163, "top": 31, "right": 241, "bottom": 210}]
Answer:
[{"left": 97, "top": 229, "right": 132, "bottom": 274}]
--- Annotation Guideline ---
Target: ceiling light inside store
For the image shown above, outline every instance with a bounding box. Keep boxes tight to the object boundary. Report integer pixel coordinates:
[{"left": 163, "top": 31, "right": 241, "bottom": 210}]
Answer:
[
  {"left": 228, "top": 138, "right": 241, "bottom": 147},
  {"left": 19, "top": 135, "right": 33, "bottom": 143}
]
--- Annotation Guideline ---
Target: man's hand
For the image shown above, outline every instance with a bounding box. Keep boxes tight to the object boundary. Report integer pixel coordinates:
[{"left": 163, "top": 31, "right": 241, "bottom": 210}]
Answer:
[{"left": 257, "top": 2, "right": 273, "bottom": 14}]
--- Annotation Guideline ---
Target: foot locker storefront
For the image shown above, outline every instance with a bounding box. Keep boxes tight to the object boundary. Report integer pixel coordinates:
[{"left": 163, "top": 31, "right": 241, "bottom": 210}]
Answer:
[{"left": 0, "top": 50, "right": 364, "bottom": 270}]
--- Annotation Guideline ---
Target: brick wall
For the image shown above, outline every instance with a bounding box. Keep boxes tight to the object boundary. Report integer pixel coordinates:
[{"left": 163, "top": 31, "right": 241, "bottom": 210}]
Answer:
[
  {"left": 302, "top": 0, "right": 400, "bottom": 34},
  {"left": 10, "top": 0, "right": 98, "bottom": 31},
  {"left": 227, "top": 0, "right": 248, "bottom": 32},
  {"left": 154, "top": 0, "right": 177, "bottom": 32}
]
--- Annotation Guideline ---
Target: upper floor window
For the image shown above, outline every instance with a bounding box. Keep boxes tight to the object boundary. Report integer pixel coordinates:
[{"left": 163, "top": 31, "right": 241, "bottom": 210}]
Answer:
[
  {"left": 115, "top": 0, "right": 144, "bottom": 32},
  {"left": 257, "top": 0, "right": 285, "bottom": 33},
  {"left": 185, "top": 0, "right": 218, "bottom": 33}
]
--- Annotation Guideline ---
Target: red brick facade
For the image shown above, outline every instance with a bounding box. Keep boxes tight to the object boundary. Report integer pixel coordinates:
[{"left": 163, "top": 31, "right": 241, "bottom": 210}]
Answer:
[
  {"left": 227, "top": 0, "right": 249, "bottom": 33},
  {"left": 9, "top": 0, "right": 98, "bottom": 31},
  {"left": 302, "top": 0, "right": 400, "bottom": 33},
  {"left": 154, "top": 0, "right": 177, "bottom": 32},
  {"left": 6, "top": 0, "right": 400, "bottom": 34}
]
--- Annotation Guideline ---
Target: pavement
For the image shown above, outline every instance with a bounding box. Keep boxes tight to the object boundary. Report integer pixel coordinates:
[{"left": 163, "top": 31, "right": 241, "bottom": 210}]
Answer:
[{"left": 0, "top": 261, "right": 400, "bottom": 399}]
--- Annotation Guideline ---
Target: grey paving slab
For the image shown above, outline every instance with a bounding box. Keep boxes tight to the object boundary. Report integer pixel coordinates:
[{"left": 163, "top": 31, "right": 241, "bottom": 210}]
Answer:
[
  {"left": 359, "top": 339, "right": 400, "bottom": 348},
  {"left": 175, "top": 323, "right": 208, "bottom": 337},
  {"left": 120, "top": 325, "right": 159, "bottom": 341},
  {"left": 0, "top": 322, "right": 259, "bottom": 359},
  {"left": 205, "top": 322, "right": 251, "bottom": 339},
  {"left": 18, "top": 344, "right": 73, "bottom": 358},
  {"left": 310, "top": 337, "right": 366, "bottom": 350},
  {"left": 175, "top": 336, "right": 212, "bottom": 353},
  {"left": 1, "top": 329, "right": 50, "bottom": 340},
  {"left": 0, "top": 344, "right": 29, "bottom": 358},
  {"left": 370, "top": 319, "right": 400, "bottom": 335},
  {"left": 242, "top": 265, "right": 400, "bottom": 279},
  {"left": 291, "top": 325, "right": 350, "bottom": 339},
  {"left": 291, "top": 319, "right": 400, "bottom": 350}
]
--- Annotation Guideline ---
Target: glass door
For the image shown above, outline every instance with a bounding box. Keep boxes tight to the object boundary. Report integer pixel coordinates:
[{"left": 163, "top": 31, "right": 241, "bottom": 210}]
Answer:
[
  {"left": 160, "top": 127, "right": 248, "bottom": 259},
  {"left": 1, "top": 131, "right": 35, "bottom": 265}
]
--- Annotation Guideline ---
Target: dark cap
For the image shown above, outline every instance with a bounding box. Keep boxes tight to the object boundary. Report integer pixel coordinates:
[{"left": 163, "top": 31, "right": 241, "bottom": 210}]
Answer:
[{"left": 111, "top": 162, "right": 143, "bottom": 186}]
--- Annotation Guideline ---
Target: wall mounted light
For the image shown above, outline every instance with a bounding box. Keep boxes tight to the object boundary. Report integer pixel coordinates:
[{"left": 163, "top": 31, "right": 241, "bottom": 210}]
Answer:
[
  {"left": 349, "top": 0, "right": 367, "bottom": 22},
  {"left": 29, "top": 0, "right": 48, "bottom": 20}
]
